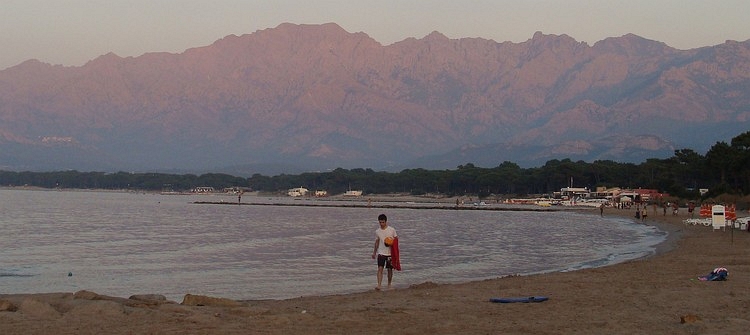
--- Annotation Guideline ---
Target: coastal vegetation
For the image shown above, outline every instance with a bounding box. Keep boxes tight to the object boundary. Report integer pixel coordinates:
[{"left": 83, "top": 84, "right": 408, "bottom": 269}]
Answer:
[{"left": 2, "top": 131, "right": 748, "bottom": 202}]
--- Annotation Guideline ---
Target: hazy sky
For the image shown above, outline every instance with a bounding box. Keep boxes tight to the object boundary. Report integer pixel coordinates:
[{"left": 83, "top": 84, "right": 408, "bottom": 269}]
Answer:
[{"left": 2, "top": 0, "right": 749, "bottom": 70}]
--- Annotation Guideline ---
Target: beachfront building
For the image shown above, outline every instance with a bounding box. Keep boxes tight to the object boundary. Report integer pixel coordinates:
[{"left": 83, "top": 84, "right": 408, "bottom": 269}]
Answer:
[
  {"left": 592, "top": 187, "right": 621, "bottom": 199},
  {"left": 315, "top": 190, "right": 328, "bottom": 197},
  {"left": 556, "top": 187, "right": 591, "bottom": 200},
  {"left": 287, "top": 187, "right": 309, "bottom": 197},
  {"left": 344, "top": 189, "right": 363, "bottom": 197},
  {"left": 223, "top": 187, "right": 250, "bottom": 194},
  {"left": 617, "top": 188, "right": 668, "bottom": 204},
  {"left": 193, "top": 187, "right": 215, "bottom": 193}
]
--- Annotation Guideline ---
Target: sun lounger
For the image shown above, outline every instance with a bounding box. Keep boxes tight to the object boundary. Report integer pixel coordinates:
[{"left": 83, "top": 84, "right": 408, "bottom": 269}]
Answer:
[{"left": 683, "top": 218, "right": 712, "bottom": 226}]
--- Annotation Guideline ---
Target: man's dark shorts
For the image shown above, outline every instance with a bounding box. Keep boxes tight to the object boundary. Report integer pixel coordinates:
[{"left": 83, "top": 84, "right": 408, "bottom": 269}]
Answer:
[{"left": 377, "top": 254, "right": 393, "bottom": 269}]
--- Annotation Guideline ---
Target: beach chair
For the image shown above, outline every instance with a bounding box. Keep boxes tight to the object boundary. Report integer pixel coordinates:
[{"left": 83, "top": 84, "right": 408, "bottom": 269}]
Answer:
[
  {"left": 711, "top": 205, "right": 726, "bottom": 231},
  {"left": 737, "top": 217, "right": 750, "bottom": 231}
]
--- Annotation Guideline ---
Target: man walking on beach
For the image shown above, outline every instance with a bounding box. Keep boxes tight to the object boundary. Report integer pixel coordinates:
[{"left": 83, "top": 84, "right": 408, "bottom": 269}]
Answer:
[{"left": 372, "top": 213, "right": 397, "bottom": 291}]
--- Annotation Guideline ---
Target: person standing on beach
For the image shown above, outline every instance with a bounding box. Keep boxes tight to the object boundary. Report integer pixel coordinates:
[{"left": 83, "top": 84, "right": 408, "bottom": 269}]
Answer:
[
  {"left": 372, "top": 213, "right": 397, "bottom": 291},
  {"left": 635, "top": 206, "right": 641, "bottom": 220}
]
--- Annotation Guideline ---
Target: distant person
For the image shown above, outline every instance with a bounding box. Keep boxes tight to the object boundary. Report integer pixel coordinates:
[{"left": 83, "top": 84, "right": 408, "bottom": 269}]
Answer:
[
  {"left": 372, "top": 213, "right": 397, "bottom": 291},
  {"left": 600, "top": 203, "right": 605, "bottom": 216},
  {"left": 641, "top": 207, "right": 648, "bottom": 222}
]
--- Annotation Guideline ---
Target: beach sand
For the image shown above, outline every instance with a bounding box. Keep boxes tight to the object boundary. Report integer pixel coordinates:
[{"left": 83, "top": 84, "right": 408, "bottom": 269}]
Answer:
[{"left": 2, "top": 207, "right": 749, "bottom": 334}]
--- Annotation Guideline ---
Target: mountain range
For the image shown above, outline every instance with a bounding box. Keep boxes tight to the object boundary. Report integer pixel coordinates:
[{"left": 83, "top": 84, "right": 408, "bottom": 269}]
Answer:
[{"left": 1, "top": 23, "right": 749, "bottom": 176}]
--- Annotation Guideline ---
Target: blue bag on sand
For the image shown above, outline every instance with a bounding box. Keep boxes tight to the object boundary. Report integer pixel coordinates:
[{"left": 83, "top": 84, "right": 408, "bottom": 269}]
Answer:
[{"left": 699, "top": 267, "right": 728, "bottom": 281}]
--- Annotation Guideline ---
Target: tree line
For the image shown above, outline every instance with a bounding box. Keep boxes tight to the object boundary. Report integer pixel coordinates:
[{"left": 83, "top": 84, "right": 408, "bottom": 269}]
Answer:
[{"left": 2, "top": 131, "right": 748, "bottom": 202}]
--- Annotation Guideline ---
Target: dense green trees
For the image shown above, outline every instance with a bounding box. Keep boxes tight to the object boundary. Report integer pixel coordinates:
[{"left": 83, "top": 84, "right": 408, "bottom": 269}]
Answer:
[
  {"left": 0, "top": 170, "right": 246, "bottom": 192},
  {"left": 2, "top": 131, "right": 748, "bottom": 199}
]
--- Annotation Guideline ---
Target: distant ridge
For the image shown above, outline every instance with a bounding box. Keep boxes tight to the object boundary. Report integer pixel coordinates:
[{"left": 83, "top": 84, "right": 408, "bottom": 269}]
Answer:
[{"left": 1, "top": 23, "right": 749, "bottom": 176}]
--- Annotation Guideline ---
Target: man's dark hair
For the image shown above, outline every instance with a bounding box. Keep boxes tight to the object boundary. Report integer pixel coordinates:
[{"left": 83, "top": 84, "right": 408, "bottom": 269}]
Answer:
[{"left": 378, "top": 214, "right": 387, "bottom": 221}]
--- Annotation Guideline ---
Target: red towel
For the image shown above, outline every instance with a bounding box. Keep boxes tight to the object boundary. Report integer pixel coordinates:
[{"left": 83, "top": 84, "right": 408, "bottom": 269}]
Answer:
[{"left": 391, "top": 237, "right": 401, "bottom": 271}]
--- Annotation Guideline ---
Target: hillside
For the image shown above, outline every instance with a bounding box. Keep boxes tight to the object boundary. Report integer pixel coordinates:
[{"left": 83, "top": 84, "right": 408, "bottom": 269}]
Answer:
[{"left": 1, "top": 23, "right": 749, "bottom": 175}]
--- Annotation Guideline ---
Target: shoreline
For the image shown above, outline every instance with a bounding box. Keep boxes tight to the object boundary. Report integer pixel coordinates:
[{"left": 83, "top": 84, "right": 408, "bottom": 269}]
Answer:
[{"left": 2, "top": 207, "right": 749, "bottom": 334}]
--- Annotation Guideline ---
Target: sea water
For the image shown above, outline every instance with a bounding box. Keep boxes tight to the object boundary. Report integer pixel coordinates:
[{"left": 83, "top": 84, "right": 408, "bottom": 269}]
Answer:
[{"left": 0, "top": 188, "right": 665, "bottom": 301}]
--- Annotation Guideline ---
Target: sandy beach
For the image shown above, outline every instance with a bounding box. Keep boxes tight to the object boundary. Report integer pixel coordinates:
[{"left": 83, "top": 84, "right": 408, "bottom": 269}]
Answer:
[{"left": 2, "top": 206, "right": 749, "bottom": 334}]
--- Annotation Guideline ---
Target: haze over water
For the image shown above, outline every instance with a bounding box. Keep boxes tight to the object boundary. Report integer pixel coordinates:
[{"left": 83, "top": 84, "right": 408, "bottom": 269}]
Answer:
[{"left": 0, "top": 189, "right": 665, "bottom": 301}]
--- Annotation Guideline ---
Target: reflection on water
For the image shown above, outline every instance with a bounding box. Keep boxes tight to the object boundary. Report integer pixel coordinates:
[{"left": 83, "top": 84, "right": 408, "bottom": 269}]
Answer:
[{"left": 0, "top": 189, "right": 665, "bottom": 301}]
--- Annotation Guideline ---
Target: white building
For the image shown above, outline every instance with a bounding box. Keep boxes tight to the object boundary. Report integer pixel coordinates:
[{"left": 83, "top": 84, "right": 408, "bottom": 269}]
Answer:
[
  {"left": 193, "top": 187, "right": 215, "bottom": 193},
  {"left": 287, "top": 187, "right": 309, "bottom": 197},
  {"left": 558, "top": 187, "right": 590, "bottom": 200}
]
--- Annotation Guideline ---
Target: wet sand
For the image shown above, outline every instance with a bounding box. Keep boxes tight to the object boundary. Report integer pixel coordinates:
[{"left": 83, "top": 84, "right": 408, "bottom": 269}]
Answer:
[{"left": 2, "top": 207, "right": 749, "bottom": 334}]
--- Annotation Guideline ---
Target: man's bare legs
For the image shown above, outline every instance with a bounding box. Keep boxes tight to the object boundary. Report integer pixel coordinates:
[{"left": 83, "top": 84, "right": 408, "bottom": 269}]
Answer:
[
  {"left": 376, "top": 266, "right": 393, "bottom": 290},
  {"left": 375, "top": 266, "right": 393, "bottom": 291},
  {"left": 376, "top": 266, "right": 384, "bottom": 290},
  {"left": 386, "top": 267, "right": 393, "bottom": 289}
]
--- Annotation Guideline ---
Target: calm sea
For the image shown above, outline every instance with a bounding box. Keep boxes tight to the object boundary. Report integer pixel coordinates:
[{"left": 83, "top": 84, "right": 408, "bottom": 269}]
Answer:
[{"left": 0, "top": 188, "right": 665, "bottom": 301}]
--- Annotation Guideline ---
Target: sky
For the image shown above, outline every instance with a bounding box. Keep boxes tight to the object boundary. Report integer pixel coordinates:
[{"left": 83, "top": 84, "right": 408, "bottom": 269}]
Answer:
[{"left": 2, "top": 0, "right": 750, "bottom": 70}]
